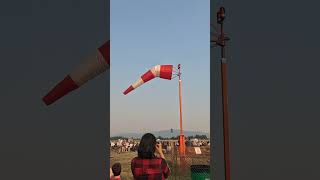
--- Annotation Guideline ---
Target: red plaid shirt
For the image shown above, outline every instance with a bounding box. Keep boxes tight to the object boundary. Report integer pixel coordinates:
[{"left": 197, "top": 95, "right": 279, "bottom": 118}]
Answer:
[
  {"left": 131, "top": 157, "right": 170, "bottom": 180},
  {"left": 110, "top": 176, "right": 121, "bottom": 180}
]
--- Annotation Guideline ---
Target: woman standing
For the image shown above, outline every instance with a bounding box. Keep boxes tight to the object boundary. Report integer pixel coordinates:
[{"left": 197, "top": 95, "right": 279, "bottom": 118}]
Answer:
[{"left": 131, "top": 133, "right": 170, "bottom": 180}]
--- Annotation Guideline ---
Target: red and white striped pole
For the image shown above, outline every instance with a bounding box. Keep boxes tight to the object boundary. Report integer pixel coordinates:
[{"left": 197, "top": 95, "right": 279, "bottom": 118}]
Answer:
[{"left": 42, "top": 41, "right": 110, "bottom": 105}]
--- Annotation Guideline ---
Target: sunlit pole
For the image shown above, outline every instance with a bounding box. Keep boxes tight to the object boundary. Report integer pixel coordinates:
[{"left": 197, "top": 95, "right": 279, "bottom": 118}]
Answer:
[{"left": 177, "top": 64, "right": 186, "bottom": 167}]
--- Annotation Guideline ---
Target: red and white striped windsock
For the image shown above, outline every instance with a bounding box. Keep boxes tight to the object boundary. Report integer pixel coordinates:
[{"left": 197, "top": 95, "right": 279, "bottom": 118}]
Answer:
[
  {"left": 42, "top": 41, "right": 110, "bottom": 105},
  {"left": 123, "top": 65, "right": 173, "bottom": 95}
]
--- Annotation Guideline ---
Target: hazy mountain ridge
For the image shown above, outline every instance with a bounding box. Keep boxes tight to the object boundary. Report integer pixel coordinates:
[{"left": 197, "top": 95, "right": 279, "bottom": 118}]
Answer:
[{"left": 112, "top": 129, "right": 210, "bottom": 139}]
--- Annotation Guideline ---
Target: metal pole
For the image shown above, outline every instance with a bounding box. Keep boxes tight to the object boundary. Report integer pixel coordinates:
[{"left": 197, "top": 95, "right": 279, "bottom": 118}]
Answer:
[
  {"left": 177, "top": 64, "right": 186, "bottom": 168},
  {"left": 217, "top": 7, "right": 231, "bottom": 180},
  {"left": 179, "top": 79, "right": 183, "bottom": 137}
]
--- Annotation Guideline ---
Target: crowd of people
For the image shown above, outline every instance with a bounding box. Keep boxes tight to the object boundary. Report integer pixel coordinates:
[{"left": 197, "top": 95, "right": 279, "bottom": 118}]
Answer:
[
  {"left": 185, "top": 139, "right": 210, "bottom": 147},
  {"left": 110, "top": 139, "right": 139, "bottom": 153},
  {"left": 110, "top": 137, "right": 210, "bottom": 155}
]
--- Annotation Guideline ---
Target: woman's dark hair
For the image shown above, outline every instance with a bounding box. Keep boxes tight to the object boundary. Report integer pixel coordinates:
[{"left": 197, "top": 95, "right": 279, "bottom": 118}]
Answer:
[{"left": 138, "top": 133, "right": 156, "bottom": 159}]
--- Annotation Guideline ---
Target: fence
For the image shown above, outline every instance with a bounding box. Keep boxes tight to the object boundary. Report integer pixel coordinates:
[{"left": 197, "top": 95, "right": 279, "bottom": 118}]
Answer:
[{"left": 163, "top": 141, "right": 210, "bottom": 180}]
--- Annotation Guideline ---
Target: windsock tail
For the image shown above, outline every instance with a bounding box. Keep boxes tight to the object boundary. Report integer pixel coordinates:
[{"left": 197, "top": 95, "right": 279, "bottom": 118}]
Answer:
[
  {"left": 42, "top": 41, "right": 110, "bottom": 106},
  {"left": 123, "top": 85, "right": 134, "bottom": 95},
  {"left": 42, "top": 75, "right": 79, "bottom": 105}
]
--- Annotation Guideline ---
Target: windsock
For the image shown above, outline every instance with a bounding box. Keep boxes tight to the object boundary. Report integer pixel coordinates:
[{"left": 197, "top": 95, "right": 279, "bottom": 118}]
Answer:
[
  {"left": 123, "top": 65, "right": 173, "bottom": 95},
  {"left": 42, "top": 41, "right": 110, "bottom": 105}
]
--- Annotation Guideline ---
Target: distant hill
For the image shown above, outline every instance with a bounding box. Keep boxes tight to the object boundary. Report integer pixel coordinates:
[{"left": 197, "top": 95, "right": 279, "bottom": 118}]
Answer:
[{"left": 112, "top": 129, "right": 210, "bottom": 139}]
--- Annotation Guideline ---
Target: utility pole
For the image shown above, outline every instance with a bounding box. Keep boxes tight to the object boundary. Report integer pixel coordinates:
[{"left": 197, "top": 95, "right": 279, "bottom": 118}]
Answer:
[{"left": 217, "top": 7, "right": 231, "bottom": 180}]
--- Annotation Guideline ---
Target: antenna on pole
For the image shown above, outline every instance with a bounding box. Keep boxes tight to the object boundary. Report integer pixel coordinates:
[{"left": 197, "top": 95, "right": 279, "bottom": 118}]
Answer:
[
  {"left": 177, "top": 64, "right": 181, "bottom": 79},
  {"left": 217, "top": 6, "right": 232, "bottom": 180}
]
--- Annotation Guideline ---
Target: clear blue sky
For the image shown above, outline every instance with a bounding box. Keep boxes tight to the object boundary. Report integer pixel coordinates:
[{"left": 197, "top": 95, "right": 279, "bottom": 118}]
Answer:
[{"left": 110, "top": 0, "right": 210, "bottom": 136}]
